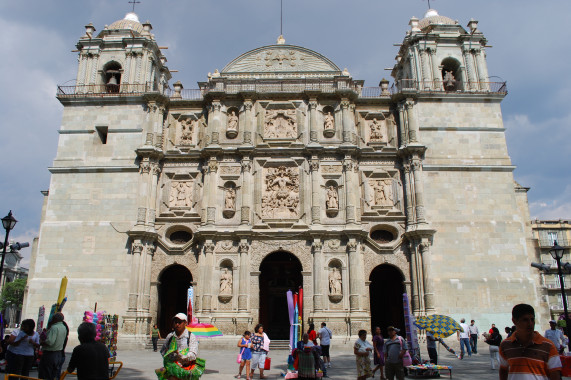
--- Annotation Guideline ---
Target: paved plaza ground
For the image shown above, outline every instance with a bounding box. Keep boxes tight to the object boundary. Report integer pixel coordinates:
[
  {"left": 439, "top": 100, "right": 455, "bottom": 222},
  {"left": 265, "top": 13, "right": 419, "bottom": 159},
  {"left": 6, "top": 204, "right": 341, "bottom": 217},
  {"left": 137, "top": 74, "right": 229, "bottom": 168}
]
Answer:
[
  {"left": 17, "top": 344, "right": 570, "bottom": 380},
  {"left": 10, "top": 343, "right": 569, "bottom": 380}
]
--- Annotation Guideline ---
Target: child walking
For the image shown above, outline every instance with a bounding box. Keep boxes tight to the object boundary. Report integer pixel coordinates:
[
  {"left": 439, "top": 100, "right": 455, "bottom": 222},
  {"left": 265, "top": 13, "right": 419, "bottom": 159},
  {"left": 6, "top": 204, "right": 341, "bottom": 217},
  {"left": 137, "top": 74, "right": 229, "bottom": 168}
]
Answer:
[{"left": 236, "top": 330, "right": 252, "bottom": 380}]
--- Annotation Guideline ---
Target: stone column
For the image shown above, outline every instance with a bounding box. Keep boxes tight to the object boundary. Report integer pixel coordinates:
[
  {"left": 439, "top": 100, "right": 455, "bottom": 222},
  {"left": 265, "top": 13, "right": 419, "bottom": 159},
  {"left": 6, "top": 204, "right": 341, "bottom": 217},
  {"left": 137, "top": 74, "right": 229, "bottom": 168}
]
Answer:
[
  {"left": 397, "top": 104, "right": 407, "bottom": 146},
  {"left": 348, "top": 240, "right": 362, "bottom": 310},
  {"left": 201, "top": 242, "right": 215, "bottom": 312},
  {"left": 241, "top": 158, "right": 252, "bottom": 225},
  {"left": 419, "top": 48, "right": 431, "bottom": 90},
  {"left": 148, "top": 161, "right": 161, "bottom": 226},
  {"left": 251, "top": 271, "right": 261, "bottom": 320},
  {"left": 206, "top": 158, "right": 218, "bottom": 225},
  {"left": 127, "top": 241, "right": 143, "bottom": 313},
  {"left": 243, "top": 100, "right": 253, "bottom": 144},
  {"left": 420, "top": 242, "right": 435, "bottom": 312},
  {"left": 238, "top": 241, "right": 249, "bottom": 310},
  {"left": 134, "top": 54, "right": 142, "bottom": 84},
  {"left": 411, "top": 158, "right": 426, "bottom": 223},
  {"left": 403, "top": 163, "right": 415, "bottom": 224},
  {"left": 463, "top": 48, "right": 477, "bottom": 91},
  {"left": 210, "top": 101, "right": 222, "bottom": 145},
  {"left": 77, "top": 53, "right": 87, "bottom": 87},
  {"left": 429, "top": 48, "right": 442, "bottom": 90},
  {"left": 405, "top": 100, "right": 418, "bottom": 143},
  {"left": 343, "top": 156, "right": 356, "bottom": 224},
  {"left": 309, "top": 99, "right": 318, "bottom": 143},
  {"left": 141, "top": 245, "right": 155, "bottom": 314},
  {"left": 408, "top": 243, "right": 420, "bottom": 313},
  {"left": 310, "top": 157, "right": 320, "bottom": 224},
  {"left": 475, "top": 49, "right": 489, "bottom": 91},
  {"left": 312, "top": 240, "right": 324, "bottom": 311},
  {"left": 341, "top": 100, "right": 352, "bottom": 143}
]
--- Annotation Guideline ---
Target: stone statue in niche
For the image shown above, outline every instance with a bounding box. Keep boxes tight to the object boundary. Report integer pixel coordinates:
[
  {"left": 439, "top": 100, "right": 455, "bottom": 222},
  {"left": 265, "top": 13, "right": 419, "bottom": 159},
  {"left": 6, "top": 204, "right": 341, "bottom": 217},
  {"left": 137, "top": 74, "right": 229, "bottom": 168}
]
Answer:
[
  {"left": 178, "top": 119, "right": 195, "bottom": 145},
  {"left": 225, "top": 187, "right": 236, "bottom": 210},
  {"left": 372, "top": 180, "right": 393, "bottom": 206},
  {"left": 326, "top": 186, "right": 338, "bottom": 210},
  {"left": 324, "top": 112, "right": 334, "bottom": 130},
  {"left": 261, "top": 166, "right": 300, "bottom": 218},
  {"left": 443, "top": 71, "right": 457, "bottom": 91},
  {"left": 369, "top": 118, "right": 385, "bottom": 142},
  {"left": 219, "top": 268, "right": 233, "bottom": 295},
  {"left": 329, "top": 267, "right": 342, "bottom": 295},
  {"left": 264, "top": 109, "right": 297, "bottom": 139},
  {"left": 169, "top": 181, "right": 192, "bottom": 207},
  {"left": 226, "top": 110, "right": 239, "bottom": 138}
]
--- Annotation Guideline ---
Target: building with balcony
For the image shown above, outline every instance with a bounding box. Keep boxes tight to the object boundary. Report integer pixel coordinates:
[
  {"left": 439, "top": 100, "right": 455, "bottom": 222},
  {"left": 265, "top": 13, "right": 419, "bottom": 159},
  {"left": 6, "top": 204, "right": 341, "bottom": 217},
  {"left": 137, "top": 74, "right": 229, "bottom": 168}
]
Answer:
[
  {"left": 23, "top": 8, "right": 542, "bottom": 346},
  {"left": 532, "top": 219, "right": 571, "bottom": 319}
]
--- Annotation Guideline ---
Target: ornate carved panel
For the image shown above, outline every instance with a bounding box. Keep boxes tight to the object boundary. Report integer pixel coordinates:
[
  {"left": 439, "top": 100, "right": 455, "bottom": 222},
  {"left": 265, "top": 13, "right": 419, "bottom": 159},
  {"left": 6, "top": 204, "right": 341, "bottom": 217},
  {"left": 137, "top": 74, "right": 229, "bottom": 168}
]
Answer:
[
  {"left": 261, "top": 166, "right": 300, "bottom": 219},
  {"left": 169, "top": 181, "right": 193, "bottom": 208},
  {"left": 264, "top": 109, "right": 297, "bottom": 139}
]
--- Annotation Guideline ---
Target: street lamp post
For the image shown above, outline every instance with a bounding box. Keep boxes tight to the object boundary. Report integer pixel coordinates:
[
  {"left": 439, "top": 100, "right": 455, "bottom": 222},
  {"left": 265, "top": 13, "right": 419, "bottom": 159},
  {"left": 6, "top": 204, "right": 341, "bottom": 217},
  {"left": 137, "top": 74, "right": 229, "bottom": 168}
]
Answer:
[
  {"left": 549, "top": 241, "right": 571, "bottom": 352},
  {"left": 0, "top": 210, "right": 17, "bottom": 288}
]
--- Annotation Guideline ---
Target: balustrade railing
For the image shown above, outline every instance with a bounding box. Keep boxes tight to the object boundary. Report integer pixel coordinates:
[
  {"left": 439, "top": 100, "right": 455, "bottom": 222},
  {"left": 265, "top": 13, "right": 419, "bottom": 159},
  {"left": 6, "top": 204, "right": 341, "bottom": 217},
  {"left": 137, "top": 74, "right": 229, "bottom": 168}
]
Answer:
[
  {"left": 57, "top": 83, "right": 159, "bottom": 97},
  {"left": 57, "top": 79, "right": 508, "bottom": 100},
  {"left": 390, "top": 79, "right": 507, "bottom": 94}
]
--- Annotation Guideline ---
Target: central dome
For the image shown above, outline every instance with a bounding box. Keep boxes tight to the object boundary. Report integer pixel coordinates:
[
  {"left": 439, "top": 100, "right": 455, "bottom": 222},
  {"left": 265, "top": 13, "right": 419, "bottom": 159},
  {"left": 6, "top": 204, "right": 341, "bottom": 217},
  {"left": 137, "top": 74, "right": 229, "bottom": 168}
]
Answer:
[
  {"left": 221, "top": 44, "right": 342, "bottom": 79},
  {"left": 106, "top": 12, "right": 144, "bottom": 34},
  {"left": 418, "top": 9, "right": 457, "bottom": 31}
]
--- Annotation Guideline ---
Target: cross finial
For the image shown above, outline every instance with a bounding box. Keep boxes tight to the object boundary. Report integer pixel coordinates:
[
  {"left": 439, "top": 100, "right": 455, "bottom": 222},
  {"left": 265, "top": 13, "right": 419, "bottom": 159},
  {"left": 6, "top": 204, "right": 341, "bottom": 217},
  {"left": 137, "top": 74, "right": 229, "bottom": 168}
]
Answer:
[
  {"left": 424, "top": 0, "right": 435, "bottom": 9},
  {"left": 129, "top": 0, "right": 141, "bottom": 12}
]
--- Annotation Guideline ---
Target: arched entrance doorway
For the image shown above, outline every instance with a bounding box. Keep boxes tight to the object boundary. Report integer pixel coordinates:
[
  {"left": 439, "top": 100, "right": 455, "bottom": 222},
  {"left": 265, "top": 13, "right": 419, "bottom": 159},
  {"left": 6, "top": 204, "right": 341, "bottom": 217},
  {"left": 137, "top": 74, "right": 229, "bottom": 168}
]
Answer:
[
  {"left": 259, "top": 251, "right": 303, "bottom": 340},
  {"left": 369, "top": 264, "right": 405, "bottom": 337},
  {"left": 158, "top": 264, "right": 192, "bottom": 336}
]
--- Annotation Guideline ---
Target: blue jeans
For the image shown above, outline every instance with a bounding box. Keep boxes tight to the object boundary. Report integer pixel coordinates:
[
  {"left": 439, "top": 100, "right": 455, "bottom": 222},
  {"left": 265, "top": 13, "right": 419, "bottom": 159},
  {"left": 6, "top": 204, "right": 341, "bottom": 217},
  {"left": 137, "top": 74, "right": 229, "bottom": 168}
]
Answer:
[
  {"left": 460, "top": 338, "right": 471, "bottom": 356},
  {"left": 470, "top": 334, "right": 478, "bottom": 353}
]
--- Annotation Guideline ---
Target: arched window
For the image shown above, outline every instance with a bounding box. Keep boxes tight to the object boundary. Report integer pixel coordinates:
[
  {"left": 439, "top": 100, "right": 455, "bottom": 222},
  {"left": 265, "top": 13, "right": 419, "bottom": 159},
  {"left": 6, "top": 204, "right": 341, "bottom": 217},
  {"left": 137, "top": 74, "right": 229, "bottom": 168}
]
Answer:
[
  {"left": 103, "top": 61, "right": 122, "bottom": 93},
  {"left": 441, "top": 58, "right": 462, "bottom": 92}
]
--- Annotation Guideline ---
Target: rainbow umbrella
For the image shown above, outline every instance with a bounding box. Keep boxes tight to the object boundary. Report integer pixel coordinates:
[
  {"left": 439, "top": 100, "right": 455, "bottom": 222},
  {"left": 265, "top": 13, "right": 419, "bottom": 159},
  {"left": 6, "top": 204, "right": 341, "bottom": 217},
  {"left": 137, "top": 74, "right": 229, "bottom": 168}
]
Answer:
[{"left": 186, "top": 323, "right": 223, "bottom": 338}]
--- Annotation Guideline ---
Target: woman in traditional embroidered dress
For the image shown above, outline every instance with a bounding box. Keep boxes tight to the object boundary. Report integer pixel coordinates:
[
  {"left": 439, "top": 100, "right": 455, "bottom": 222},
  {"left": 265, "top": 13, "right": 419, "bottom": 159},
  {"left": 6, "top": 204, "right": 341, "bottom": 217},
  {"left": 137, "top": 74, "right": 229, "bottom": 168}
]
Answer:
[{"left": 354, "top": 329, "right": 373, "bottom": 380}]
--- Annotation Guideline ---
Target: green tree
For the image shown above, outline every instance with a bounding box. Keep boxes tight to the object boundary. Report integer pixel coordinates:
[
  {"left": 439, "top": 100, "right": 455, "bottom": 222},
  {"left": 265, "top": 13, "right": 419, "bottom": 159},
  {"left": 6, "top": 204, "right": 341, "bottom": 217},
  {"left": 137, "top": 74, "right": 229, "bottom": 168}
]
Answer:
[{"left": 0, "top": 278, "right": 27, "bottom": 311}]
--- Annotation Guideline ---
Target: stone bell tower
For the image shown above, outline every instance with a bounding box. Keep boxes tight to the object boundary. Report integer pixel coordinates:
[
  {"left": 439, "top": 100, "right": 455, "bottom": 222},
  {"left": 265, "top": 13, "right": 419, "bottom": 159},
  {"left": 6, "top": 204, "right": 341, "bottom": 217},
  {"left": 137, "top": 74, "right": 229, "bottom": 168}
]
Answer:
[
  {"left": 390, "top": 9, "right": 538, "bottom": 319},
  {"left": 75, "top": 12, "right": 170, "bottom": 93},
  {"left": 393, "top": 9, "right": 491, "bottom": 92}
]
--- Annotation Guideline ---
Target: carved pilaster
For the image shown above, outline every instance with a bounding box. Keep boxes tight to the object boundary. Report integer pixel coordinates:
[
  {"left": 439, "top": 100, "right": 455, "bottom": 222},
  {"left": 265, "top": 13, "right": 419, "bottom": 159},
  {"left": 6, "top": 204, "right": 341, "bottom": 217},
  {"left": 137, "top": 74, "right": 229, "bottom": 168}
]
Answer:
[
  {"left": 405, "top": 100, "right": 418, "bottom": 143},
  {"left": 312, "top": 240, "right": 324, "bottom": 310},
  {"left": 309, "top": 99, "right": 318, "bottom": 142},
  {"left": 420, "top": 242, "right": 435, "bottom": 311},
  {"left": 419, "top": 48, "right": 431, "bottom": 89},
  {"left": 347, "top": 240, "right": 361, "bottom": 310},
  {"left": 411, "top": 159, "right": 426, "bottom": 223}
]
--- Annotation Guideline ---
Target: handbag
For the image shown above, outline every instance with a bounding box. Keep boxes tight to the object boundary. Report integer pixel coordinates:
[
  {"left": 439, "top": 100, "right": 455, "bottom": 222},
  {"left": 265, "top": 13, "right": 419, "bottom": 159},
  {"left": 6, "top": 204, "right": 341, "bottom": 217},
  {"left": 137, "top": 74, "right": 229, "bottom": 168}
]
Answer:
[
  {"left": 402, "top": 350, "right": 413, "bottom": 366},
  {"left": 237, "top": 347, "right": 245, "bottom": 363},
  {"left": 398, "top": 336, "right": 413, "bottom": 366},
  {"left": 264, "top": 356, "right": 271, "bottom": 370}
]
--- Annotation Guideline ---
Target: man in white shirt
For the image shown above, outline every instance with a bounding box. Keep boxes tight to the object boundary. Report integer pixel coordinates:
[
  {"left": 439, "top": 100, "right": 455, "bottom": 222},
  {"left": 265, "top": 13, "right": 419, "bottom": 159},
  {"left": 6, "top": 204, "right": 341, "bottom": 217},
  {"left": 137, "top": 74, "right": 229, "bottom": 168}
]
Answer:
[
  {"left": 468, "top": 319, "right": 479, "bottom": 354},
  {"left": 318, "top": 322, "right": 332, "bottom": 367},
  {"left": 456, "top": 318, "right": 471, "bottom": 358},
  {"left": 545, "top": 320, "right": 565, "bottom": 354}
]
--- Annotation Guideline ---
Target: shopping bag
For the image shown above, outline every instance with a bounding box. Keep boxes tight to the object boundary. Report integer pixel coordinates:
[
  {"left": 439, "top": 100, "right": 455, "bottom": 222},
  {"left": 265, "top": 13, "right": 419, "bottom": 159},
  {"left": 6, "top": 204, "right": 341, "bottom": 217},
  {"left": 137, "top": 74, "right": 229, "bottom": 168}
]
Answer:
[
  {"left": 264, "top": 356, "right": 271, "bottom": 370},
  {"left": 237, "top": 347, "right": 245, "bottom": 363},
  {"left": 402, "top": 351, "right": 413, "bottom": 367}
]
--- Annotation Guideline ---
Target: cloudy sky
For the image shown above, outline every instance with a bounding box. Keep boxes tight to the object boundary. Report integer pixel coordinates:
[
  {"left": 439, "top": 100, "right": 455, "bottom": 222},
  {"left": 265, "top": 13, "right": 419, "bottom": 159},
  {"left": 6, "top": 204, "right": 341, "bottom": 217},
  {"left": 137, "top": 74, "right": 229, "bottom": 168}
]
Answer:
[{"left": 1, "top": 0, "right": 570, "bottom": 266}]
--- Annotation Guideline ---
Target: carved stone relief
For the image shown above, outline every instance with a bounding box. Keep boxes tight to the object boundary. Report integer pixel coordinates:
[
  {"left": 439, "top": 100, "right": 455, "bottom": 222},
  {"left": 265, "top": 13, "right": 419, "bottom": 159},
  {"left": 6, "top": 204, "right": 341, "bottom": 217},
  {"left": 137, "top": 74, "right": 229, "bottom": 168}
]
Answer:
[
  {"left": 264, "top": 110, "right": 297, "bottom": 139},
  {"left": 371, "top": 179, "right": 393, "bottom": 207},
  {"left": 225, "top": 187, "right": 236, "bottom": 210},
  {"left": 178, "top": 118, "right": 197, "bottom": 145},
  {"left": 169, "top": 181, "right": 193, "bottom": 208},
  {"left": 369, "top": 118, "right": 386, "bottom": 142},
  {"left": 261, "top": 166, "right": 300, "bottom": 219}
]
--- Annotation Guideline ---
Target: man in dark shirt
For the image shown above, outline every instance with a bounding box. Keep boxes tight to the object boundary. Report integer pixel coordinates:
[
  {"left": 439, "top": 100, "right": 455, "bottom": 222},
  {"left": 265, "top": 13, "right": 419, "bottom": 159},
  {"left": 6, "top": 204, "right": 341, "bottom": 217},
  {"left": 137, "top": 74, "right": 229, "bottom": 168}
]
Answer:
[{"left": 67, "top": 322, "right": 110, "bottom": 380}]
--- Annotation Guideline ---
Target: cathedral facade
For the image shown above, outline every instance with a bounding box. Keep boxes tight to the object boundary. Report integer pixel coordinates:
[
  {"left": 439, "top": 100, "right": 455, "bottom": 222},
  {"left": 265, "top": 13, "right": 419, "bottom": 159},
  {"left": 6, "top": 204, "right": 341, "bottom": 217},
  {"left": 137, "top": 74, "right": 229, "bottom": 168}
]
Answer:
[{"left": 23, "top": 9, "right": 544, "bottom": 344}]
